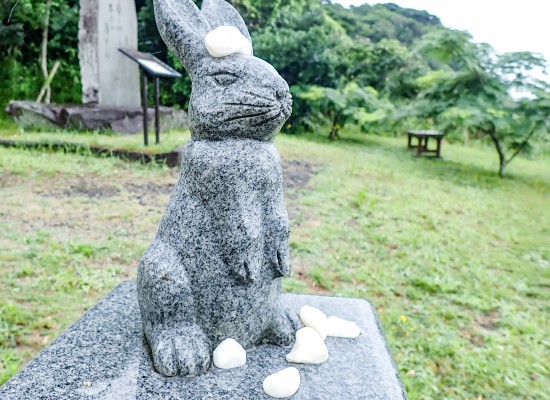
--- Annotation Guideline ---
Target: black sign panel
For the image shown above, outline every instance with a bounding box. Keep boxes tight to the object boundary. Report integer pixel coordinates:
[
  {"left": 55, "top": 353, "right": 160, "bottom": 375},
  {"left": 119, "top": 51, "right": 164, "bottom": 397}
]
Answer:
[{"left": 119, "top": 48, "right": 182, "bottom": 78}]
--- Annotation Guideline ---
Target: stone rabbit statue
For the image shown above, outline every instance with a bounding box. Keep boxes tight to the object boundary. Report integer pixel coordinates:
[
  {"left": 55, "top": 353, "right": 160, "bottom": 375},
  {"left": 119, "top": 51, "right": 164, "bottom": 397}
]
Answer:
[{"left": 137, "top": 0, "right": 300, "bottom": 377}]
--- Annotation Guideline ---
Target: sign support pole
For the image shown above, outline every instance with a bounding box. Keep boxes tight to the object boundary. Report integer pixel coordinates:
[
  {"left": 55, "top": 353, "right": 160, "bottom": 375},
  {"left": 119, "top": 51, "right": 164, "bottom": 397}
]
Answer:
[
  {"left": 142, "top": 72, "right": 149, "bottom": 146},
  {"left": 155, "top": 76, "right": 160, "bottom": 144},
  {"left": 118, "top": 48, "right": 182, "bottom": 147}
]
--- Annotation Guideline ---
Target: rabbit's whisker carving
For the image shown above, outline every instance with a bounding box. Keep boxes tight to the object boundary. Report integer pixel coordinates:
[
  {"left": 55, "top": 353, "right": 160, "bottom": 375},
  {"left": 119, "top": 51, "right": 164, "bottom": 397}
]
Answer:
[
  {"left": 241, "top": 90, "right": 276, "bottom": 102},
  {"left": 252, "top": 110, "right": 282, "bottom": 127},
  {"left": 223, "top": 110, "right": 273, "bottom": 123},
  {"left": 224, "top": 102, "right": 273, "bottom": 109}
]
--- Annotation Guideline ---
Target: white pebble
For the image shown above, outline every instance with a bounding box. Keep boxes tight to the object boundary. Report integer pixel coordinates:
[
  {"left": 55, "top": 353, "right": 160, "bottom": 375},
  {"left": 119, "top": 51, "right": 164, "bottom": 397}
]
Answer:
[
  {"left": 327, "top": 316, "right": 361, "bottom": 338},
  {"left": 205, "top": 26, "right": 252, "bottom": 58},
  {"left": 286, "top": 327, "right": 329, "bottom": 364},
  {"left": 263, "top": 367, "right": 301, "bottom": 398},
  {"left": 213, "top": 338, "right": 246, "bottom": 369},
  {"left": 299, "top": 305, "right": 329, "bottom": 340}
]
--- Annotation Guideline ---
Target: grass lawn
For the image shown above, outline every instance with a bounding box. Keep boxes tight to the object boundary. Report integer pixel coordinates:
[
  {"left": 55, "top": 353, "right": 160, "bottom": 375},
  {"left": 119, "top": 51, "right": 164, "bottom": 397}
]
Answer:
[
  {"left": 0, "top": 127, "right": 188, "bottom": 154},
  {"left": 0, "top": 130, "right": 548, "bottom": 399}
]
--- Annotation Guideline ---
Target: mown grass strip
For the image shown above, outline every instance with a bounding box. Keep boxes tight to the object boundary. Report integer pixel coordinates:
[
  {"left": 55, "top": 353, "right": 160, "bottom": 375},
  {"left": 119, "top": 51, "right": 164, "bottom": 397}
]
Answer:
[{"left": 0, "top": 139, "right": 181, "bottom": 167}]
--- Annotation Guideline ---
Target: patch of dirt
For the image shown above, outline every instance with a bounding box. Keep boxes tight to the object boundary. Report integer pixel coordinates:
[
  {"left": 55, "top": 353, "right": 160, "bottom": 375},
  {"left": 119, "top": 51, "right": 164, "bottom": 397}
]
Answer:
[
  {"left": 461, "top": 327, "right": 486, "bottom": 347},
  {"left": 282, "top": 159, "right": 316, "bottom": 195},
  {"left": 1, "top": 169, "right": 174, "bottom": 245},
  {"left": 126, "top": 182, "right": 176, "bottom": 206},
  {"left": 282, "top": 159, "right": 318, "bottom": 224},
  {"left": 126, "top": 182, "right": 175, "bottom": 196},
  {"left": 476, "top": 310, "right": 500, "bottom": 331},
  {"left": 63, "top": 180, "right": 120, "bottom": 199},
  {"left": 0, "top": 172, "right": 24, "bottom": 188}
]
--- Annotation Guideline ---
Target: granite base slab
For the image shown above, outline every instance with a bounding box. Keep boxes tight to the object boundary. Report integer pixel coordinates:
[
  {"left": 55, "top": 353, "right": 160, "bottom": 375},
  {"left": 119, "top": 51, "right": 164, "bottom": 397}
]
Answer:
[{"left": 0, "top": 282, "right": 407, "bottom": 399}]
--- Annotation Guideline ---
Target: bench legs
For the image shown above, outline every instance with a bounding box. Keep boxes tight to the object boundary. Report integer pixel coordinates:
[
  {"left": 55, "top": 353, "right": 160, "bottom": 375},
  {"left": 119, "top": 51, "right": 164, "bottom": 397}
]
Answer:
[
  {"left": 416, "top": 137, "right": 425, "bottom": 156},
  {"left": 408, "top": 135, "right": 443, "bottom": 158}
]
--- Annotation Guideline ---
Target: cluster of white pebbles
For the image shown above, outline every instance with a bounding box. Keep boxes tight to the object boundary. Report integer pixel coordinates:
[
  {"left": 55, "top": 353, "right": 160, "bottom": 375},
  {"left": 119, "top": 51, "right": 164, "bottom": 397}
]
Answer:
[{"left": 212, "top": 305, "right": 361, "bottom": 398}]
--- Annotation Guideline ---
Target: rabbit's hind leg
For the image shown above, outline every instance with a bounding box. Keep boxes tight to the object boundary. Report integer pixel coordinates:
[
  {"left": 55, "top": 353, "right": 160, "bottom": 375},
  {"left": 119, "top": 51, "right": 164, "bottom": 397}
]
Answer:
[{"left": 137, "top": 240, "right": 211, "bottom": 377}]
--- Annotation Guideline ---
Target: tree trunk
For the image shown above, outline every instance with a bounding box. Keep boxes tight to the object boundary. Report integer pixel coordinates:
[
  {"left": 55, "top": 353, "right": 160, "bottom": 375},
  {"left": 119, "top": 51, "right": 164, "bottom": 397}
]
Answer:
[
  {"left": 37, "top": 61, "right": 61, "bottom": 103},
  {"left": 498, "top": 160, "right": 508, "bottom": 178},
  {"left": 40, "top": 0, "right": 53, "bottom": 104},
  {"left": 484, "top": 122, "right": 507, "bottom": 177},
  {"left": 484, "top": 122, "right": 537, "bottom": 178},
  {"left": 328, "top": 112, "right": 341, "bottom": 140}
]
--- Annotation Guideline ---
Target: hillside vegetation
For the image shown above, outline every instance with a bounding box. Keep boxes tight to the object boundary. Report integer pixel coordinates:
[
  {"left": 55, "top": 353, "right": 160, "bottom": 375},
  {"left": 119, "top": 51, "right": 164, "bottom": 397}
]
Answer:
[{"left": 2, "top": 1, "right": 548, "bottom": 177}]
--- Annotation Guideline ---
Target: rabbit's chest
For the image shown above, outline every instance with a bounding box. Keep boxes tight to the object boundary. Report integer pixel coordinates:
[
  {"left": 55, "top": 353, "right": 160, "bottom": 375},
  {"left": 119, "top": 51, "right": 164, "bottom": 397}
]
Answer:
[{"left": 184, "top": 139, "right": 283, "bottom": 197}]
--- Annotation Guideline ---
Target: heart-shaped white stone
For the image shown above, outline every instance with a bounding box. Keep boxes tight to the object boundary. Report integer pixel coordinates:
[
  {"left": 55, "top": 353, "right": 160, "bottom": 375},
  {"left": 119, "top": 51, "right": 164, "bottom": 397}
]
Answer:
[
  {"left": 205, "top": 26, "right": 252, "bottom": 58},
  {"left": 327, "top": 316, "right": 361, "bottom": 338},
  {"left": 285, "top": 327, "right": 329, "bottom": 364},
  {"left": 263, "top": 367, "right": 301, "bottom": 398},
  {"left": 213, "top": 338, "right": 246, "bottom": 369},
  {"left": 299, "top": 305, "right": 329, "bottom": 340}
]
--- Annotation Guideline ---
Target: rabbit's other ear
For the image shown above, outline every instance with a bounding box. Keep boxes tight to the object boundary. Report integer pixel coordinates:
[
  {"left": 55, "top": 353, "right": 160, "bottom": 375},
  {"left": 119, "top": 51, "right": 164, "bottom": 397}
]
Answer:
[
  {"left": 201, "top": 0, "right": 253, "bottom": 51},
  {"left": 154, "top": 0, "right": 212, "bottom": 72}
]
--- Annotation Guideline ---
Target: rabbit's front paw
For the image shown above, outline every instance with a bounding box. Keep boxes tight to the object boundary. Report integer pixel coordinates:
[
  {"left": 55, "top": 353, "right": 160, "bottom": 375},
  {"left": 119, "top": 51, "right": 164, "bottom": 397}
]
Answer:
[
  {"left": 228, "top": 240, "right": 262, "bottom": 284},
  {"left": 269, "top": 216, "right": 291, "bottom": 277},
  {"left": 273, "top": 241, "right": 291, "bottom": 277},
  {"left": 151, "top": 324, "right": 211, "bottom": 377}
]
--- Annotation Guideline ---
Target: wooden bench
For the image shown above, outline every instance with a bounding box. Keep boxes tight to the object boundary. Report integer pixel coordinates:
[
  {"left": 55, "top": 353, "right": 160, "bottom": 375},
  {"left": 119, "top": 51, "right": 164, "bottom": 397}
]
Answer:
[{"left": 407, "top": 130, "right": 444, "bottom": 158}]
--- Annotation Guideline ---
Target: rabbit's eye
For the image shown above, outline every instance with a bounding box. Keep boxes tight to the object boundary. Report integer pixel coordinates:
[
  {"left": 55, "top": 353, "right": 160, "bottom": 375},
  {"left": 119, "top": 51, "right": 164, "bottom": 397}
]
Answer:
[{"left": 211, "top": 73, "right": 238, "bottom": 87}]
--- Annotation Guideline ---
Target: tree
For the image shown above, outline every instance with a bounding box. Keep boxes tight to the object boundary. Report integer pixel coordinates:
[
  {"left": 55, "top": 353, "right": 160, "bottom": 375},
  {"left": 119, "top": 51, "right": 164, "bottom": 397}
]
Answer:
[
  {"left": 0, "top": 0, "right": 80, "bottom": 106},
  {"left": 293, "top": 82, "right": 394, "bottom": 139},
  {"left": 406, "top": 29, "right": 550, "bottom": 177}
]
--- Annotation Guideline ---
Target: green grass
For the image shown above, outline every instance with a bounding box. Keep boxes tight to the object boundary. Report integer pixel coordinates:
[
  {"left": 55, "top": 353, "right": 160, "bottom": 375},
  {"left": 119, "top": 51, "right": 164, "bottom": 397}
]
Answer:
[
  {"left": 0, "top": 128, "right": 190, "bottom": 154},
  {"left": 1, "top": 130, "right": 549, "bottom": 399}
]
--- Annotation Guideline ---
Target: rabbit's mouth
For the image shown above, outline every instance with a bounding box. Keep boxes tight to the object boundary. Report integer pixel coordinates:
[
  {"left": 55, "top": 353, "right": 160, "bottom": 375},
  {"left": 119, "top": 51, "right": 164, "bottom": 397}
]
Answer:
[
  {"left": 221, "top": 98, "right": 291, "bottom": 126},
  {"left": 281, "top": 102, "right": 292, "bottom": 119},
  {"left": 251, "top": 110, "right": 285, "bottom": 127},
  {"left": 277, "top": 90, "right": 293, "bottom": 119}
]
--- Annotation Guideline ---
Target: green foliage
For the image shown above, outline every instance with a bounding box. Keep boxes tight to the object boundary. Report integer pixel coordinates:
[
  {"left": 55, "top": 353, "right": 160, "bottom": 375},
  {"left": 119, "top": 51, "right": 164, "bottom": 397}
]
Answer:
[
  {"left": 254, "top": 4, "right": 352, "bottom": 88},
  {"left": 292, "top": 82, "right": 395, "bottom": 137},
  {"left": 403, "top": 28, "right": 550, "bottom": 175},
  {"left": 325, "top": 2, "right": 442, "bottom": 45},
  {"left": 0, "top": 0, "right": 81, "bottom": 107},
  {"left": 2, "top": 0, "right": 548, "bottom": 172}
]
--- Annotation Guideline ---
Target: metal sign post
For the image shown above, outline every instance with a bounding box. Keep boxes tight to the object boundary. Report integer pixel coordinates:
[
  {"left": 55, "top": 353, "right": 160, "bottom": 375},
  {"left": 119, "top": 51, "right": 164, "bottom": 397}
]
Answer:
[{"left": 119, "top": 49, "right": 182, "bottom": 146}]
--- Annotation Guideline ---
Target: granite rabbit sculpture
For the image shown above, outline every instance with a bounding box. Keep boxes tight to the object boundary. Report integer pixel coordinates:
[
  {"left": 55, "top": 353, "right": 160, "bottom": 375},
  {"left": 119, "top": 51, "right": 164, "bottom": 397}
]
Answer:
[{"left": 137, "top": 0, "right": 300, "bottom": 377}]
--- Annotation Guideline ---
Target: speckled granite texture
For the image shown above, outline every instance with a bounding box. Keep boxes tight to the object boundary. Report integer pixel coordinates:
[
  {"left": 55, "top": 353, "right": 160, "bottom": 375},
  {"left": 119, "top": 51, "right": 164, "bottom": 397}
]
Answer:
[
  {"left": 137, "top": 0, "right": 297, "bottom": 377},
  {"left": 0, "top": 282, "right": 407, "bottom": 399}
]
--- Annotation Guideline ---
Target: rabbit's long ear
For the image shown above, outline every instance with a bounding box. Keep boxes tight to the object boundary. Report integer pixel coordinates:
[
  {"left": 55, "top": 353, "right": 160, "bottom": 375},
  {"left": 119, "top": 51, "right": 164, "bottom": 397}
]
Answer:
[
  {"left": 201, "top": 0, "right": 253, "bottom": 49},
  {"left": 154, "top": 0, "right": 211, "bottom": 72}
]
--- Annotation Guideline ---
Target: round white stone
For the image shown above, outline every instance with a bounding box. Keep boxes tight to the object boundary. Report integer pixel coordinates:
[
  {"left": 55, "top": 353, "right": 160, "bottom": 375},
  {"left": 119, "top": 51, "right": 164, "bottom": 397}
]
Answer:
[
  {"left": 327, "top": 316, "right": 361, "bottom": 338},
  {"left": 263, "top": 367, "right": 301, "bottom": 399},
  {"left": 285, "top": 327, "right": 329, "bottom": 364},
  {"left": 213, "top": 338, "right": 246, "bottom": 369},
  {"left": 299, "top": 305, "right": 329, "bottom": 340},
  {"left": 205, "top": 26, "right": 252, "bottom": 58}
]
